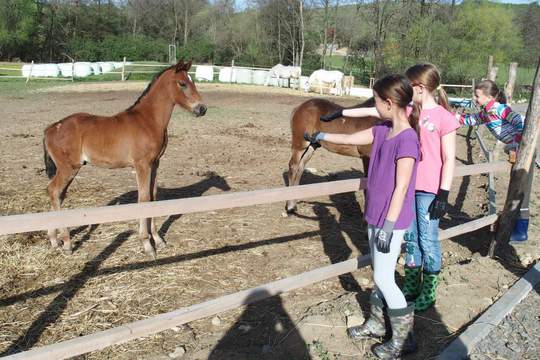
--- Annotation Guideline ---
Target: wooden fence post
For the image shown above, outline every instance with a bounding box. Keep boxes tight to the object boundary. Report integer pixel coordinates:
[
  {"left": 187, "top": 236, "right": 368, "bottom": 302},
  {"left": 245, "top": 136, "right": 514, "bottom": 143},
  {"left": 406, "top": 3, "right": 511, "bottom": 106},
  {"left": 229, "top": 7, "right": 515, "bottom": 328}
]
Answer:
[
  {"left": 121, "top": 57, "right": 126, "bottom": 81},
  {"left": 25, "top": 60, "right": 34, "bottom": 84},
  {"left": 488, "top": 66, "right": 498, "bottom": 82},
  {"left": 505, "top": 62, "right": 518, "bottom": 105},
  {"left": 490, "top": 58, "right": 540, "bottom": 258},
  {"left": 71, "top": 60, "right": 75, "bottom": 82},
  {"left": 486, "top": 55, "right": 493, "bottom": 80},
  {"left": 230, "top": 59, "right": 234, "bottom": 84}
]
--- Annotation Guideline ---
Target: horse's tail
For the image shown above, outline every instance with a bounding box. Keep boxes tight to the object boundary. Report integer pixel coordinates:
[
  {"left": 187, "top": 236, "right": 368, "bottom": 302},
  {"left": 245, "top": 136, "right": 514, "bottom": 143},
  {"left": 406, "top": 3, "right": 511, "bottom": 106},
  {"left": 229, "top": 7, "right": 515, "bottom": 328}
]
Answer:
[{"left": 43, "top": 137, "right": 57, "bottom": 179}]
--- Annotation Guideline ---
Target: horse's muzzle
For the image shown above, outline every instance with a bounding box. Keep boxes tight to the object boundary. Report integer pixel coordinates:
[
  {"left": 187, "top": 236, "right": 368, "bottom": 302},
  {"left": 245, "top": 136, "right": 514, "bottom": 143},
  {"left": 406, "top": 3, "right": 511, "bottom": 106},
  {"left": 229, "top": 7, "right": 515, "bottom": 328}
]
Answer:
[{"left": 193, "top": 104, "right": 207, "bottom": 117}]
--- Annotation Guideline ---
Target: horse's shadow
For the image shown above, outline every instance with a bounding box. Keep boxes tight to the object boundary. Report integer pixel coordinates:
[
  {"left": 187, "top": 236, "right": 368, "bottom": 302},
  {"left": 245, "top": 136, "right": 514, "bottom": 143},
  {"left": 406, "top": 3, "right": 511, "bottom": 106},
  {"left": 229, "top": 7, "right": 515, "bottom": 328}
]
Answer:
[{"left": 69, "top": 171, "right": 231, "bottom": 252}]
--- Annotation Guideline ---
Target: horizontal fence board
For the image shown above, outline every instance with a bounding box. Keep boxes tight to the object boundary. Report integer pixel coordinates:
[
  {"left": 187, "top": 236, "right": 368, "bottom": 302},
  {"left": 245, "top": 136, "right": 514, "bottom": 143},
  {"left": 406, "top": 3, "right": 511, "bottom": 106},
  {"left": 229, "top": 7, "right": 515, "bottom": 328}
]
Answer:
[
  {"left": 0, "top": 162, "right": 509, "bottom": 236},
  {"left": 3, "top": 211, "right": 499, "bottom": 360},
  {"left": 438, "top": 262, "right": 540, "bottom": 359},
  {"left": 0, "top": 178, "right": 366, "bottom": 235},
  {"left": 439, "top": 214, "right": 497, "bottom": 240},
  {"left": 4, "top": 255, "right": 372, "bottom": 360},
  {"left": 453, "top": 161, "right": 507, "bottom": 177}
]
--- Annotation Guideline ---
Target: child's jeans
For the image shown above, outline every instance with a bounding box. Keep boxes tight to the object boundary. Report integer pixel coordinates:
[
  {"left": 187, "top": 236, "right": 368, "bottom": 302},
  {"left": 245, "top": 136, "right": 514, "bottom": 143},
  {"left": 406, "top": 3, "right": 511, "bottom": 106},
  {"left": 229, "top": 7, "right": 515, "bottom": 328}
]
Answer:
[{"left": 404, "top": 191, "right": 441, "bottom": 274}]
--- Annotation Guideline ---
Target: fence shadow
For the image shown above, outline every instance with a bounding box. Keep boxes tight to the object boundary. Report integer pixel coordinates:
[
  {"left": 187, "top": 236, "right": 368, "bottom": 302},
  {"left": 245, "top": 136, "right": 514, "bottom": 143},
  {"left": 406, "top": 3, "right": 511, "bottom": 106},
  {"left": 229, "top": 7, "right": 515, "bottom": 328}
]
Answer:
[
  {"left": 0, "top": 230, "right": 320, "bottom": 308},
  {"left": 208, "top": 289, "right": 310, "bottom": 360},
  {"left": 1, "top": 230, "right": 134, "bottom": 356},
  {"left": 69, "top": 171, "right": 231, "bottom": 252}
]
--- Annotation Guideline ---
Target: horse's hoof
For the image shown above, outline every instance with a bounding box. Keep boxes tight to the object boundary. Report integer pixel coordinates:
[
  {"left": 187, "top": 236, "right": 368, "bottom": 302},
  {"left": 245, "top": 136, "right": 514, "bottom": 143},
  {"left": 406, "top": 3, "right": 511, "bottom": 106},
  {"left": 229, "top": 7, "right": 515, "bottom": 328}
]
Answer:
[
  {"left": 144, "top": 244, "right": 157, "bottom": 259},
  {"left": 285, "top": 207, "right": 297, "bottom": 215},
  {"left": 50, "top": 240, "right": 62, "bottom": 248},
  {"left": 155, "top": 239, "right": 167, "bottom": 249},
  {"left": 62, "top": 248, "right": 73, "bottom": 255},
  {"left": 146, "top": 249, "right": 157, "bottom": 260}
]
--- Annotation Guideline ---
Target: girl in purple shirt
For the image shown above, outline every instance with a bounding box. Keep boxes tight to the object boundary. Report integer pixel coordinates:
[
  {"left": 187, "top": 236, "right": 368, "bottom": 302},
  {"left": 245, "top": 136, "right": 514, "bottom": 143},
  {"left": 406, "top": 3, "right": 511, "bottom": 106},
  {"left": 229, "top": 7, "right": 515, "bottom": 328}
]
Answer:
[{"left": 305, "top": 74, "right": 420, "bottom": 359}]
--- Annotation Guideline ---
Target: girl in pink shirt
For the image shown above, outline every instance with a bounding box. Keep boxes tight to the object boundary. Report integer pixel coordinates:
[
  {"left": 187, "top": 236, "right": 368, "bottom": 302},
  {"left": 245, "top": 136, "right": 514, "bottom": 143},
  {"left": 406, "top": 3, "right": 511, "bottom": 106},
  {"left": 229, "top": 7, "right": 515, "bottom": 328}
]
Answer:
[{"left": 320, "top": 63, "right": 459, "bottom": 311}]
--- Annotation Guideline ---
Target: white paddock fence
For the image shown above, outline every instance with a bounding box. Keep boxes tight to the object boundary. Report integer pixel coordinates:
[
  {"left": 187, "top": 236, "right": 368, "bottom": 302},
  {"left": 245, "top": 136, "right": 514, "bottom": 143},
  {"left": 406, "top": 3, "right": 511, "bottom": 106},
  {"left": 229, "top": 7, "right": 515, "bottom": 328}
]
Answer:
[
  {"left": 1, "top": 160, "right": 510, "bottom": 360},
  {"left": 0, "top": 60, "right": 127, "bottom": 82}
]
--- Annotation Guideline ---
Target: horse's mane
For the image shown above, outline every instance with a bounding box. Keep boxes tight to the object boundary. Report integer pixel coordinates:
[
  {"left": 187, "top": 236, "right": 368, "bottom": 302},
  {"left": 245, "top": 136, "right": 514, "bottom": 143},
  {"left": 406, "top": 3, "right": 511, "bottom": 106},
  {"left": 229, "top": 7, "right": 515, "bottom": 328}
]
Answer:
[
  {"left": 126, "top": 64, "right": 176, "bottom": 111},
  {"left": 347, "top": 96, "right": 375, "bottom": 109}
]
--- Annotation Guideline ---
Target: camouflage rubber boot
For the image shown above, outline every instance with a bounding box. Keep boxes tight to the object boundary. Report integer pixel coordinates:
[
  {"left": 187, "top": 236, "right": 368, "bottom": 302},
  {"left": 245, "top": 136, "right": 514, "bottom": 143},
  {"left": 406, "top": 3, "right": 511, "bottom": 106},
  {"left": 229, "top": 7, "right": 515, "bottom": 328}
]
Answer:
[
  {"left": 348, "top": 293, "right": 386, "bottom": 340},
  {"left": 401, "top": 266, "right": 422, "bottom": 301},
  {"left": 372, "top": 303, "right": 417, "bottom": 359},
  {"left": 414, "top": 272, "right": 440, "bottom": 312}
]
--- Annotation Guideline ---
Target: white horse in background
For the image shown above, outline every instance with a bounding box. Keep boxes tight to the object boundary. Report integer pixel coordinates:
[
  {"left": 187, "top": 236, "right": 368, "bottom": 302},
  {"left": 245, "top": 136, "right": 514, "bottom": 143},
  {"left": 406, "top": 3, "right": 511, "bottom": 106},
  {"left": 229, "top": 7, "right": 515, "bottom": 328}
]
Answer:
[
  {"left": 308, "top": 69, "right": 344, "bottom": 96},
  {"left": 265, "top": 64, "right": 302, "bottom": 88}
]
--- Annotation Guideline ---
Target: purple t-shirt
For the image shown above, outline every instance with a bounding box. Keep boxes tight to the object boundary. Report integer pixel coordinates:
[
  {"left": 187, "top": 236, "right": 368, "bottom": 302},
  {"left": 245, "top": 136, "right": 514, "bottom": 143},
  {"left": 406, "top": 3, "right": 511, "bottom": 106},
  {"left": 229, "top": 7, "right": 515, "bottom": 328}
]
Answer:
[{"left": 365, "top": 122, "right": 420, "bottom": 230}]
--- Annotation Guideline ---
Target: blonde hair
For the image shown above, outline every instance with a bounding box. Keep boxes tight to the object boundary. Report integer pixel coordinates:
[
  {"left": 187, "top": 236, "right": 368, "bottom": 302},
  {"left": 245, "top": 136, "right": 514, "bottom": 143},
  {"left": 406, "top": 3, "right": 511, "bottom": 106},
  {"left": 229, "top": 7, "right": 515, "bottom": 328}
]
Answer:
[{"left": 405, "top": 63, "right": 451, "bottom": 111}]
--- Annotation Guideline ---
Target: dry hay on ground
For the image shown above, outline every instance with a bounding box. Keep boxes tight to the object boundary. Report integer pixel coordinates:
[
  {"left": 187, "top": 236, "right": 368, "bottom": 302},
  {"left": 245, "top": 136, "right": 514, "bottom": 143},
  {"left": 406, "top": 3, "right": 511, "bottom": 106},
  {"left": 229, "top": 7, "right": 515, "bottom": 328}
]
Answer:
[{"left": 0, "top": 83, "right": 538, "bottom": 359}]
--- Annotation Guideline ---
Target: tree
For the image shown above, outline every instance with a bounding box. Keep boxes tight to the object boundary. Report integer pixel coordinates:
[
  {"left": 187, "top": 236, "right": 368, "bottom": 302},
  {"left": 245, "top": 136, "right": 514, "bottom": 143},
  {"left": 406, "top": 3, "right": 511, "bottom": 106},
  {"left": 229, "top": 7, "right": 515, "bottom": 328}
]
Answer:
[{"left": 0, "top": 0, "right": 38, "bottom": 60}]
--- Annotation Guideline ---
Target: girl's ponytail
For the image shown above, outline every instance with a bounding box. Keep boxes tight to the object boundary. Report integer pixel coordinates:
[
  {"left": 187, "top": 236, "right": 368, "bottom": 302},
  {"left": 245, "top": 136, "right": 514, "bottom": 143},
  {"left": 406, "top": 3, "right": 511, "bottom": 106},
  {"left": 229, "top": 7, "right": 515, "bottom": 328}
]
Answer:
[
  {"left": 436, "top": 86, "right": 452, "bottom": 111},
  {"left": 409, "top": 102, "right": 421, "bottom": 135},
  {"left": 372, "top": 74, "right": 418, "bottom": 135},
  {"left": 496, "top": 90, "right": 507, "bottom": 104}
]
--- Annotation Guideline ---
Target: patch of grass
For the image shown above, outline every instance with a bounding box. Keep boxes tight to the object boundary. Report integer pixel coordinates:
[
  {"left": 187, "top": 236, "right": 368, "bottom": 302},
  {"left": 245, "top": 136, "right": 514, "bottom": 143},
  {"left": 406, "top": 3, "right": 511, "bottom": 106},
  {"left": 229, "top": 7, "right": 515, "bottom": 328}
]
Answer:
[
  {"left": 0, "top": 78, "right": 67, "bottom": 97},
  {"left": 310, "top": 340, "right": 331, "bottom": 360},
  {"left": 327, "top": 55, "right": 345, "bottom": 69}
]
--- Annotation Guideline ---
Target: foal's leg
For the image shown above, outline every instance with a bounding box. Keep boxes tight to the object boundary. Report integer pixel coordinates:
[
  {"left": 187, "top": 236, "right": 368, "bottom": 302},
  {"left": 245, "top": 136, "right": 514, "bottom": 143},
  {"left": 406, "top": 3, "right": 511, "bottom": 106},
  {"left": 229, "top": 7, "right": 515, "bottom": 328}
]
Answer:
[
  {"left": 285, "top": 145, "right": 316, "bottom": 214},
  {"left": 47, "top": 165, "right": 80, "bottom": 254},
  {"left": 135, "top": 162, "right": 156, "bottom": 259},
  {"left": 150, "top": 160, "right": 166, "bottom": 249}
]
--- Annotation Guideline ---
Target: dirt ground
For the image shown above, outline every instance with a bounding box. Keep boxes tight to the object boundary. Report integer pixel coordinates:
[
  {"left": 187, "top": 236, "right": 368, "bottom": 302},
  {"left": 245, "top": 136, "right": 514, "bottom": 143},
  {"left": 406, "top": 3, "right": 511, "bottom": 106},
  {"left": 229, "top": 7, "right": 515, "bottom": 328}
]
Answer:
[
  {"left": 470, "top": 281, "right": 540, "bottom": 360},
  {"left": 0, "top": 81, "right": 538, "bottom": 359}
]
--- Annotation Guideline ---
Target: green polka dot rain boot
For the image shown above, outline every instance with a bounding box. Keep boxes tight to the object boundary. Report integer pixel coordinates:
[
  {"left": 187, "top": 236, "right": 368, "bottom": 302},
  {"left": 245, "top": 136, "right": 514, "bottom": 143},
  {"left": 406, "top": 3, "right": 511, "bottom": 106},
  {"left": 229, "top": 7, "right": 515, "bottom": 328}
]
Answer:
[
  {"left": 414, "top": 272, "right": 439, "bottom": 312},
  {"left": 402, "top": 266, "right": 422, "bottom": 301}
]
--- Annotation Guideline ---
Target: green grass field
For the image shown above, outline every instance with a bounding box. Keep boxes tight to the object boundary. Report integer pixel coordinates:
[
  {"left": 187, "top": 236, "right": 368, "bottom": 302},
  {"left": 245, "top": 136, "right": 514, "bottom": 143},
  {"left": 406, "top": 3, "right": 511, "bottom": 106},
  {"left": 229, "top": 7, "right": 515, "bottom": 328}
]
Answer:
[{"left": 0, "top": 60, "right": 535, "bottom": 100}]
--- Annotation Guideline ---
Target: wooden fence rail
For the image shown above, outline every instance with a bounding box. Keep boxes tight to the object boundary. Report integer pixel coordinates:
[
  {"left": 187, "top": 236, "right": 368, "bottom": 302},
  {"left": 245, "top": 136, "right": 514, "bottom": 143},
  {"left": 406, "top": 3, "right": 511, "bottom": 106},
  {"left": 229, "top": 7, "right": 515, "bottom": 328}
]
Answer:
[
  {"left": 2, "top": 214, "right": 498, "bottom": 360},
  {"left": 0, "top": 161, "right": 509, "bottom": 359},
  {"left": 0, "top": 162, "right": 508, "bottom": 236}
]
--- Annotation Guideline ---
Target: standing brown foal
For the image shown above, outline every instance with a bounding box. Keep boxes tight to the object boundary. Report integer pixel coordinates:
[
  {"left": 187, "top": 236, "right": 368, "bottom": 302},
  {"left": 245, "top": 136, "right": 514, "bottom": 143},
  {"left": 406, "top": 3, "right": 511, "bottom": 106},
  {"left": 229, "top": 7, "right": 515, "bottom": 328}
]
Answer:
[
  {"left": 285, "top": 97, "right": 378, "bottom": 214},
  {"left": 43, "top": 60, "right": 207, "bottom": 258}
]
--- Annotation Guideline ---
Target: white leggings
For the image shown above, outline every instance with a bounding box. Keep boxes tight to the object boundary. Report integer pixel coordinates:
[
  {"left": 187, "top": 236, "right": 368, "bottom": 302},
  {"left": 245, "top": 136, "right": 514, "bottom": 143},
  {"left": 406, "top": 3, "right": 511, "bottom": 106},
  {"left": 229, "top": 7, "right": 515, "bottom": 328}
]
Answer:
[{"left": 368, "top": 224, "right": 407, "bottom": 309}]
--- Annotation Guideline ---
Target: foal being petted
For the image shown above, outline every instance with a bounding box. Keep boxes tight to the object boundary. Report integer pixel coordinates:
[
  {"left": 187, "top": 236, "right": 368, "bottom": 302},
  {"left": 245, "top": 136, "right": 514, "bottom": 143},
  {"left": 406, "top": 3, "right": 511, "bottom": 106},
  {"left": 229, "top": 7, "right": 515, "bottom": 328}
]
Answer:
[{"left": 43, "top": 60, "right": 207, "bottom": 258}]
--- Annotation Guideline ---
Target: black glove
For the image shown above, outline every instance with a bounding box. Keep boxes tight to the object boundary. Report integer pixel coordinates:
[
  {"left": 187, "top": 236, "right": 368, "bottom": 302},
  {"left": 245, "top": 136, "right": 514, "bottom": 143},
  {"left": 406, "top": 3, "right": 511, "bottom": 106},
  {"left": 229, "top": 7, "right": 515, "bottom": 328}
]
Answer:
[
  {"left": 428, "top": 189, "right": 449, "bottom": 220},
  {"left": 375, "top": 219, "right": 395, "bottom": 253},
  {"left": 320, "top": 109, "right": 343, "bottom": 122},
  {"left": 303, "top": 131, "right": 325, "bottom": 148}
]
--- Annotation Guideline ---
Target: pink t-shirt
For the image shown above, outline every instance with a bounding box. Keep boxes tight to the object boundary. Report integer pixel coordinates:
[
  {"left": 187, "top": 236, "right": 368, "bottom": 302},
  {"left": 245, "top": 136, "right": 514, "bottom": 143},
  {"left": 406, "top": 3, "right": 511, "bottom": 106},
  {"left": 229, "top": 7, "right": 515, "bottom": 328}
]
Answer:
[{"left": 407, "top": 105, "right": 460, "bottom": 194}]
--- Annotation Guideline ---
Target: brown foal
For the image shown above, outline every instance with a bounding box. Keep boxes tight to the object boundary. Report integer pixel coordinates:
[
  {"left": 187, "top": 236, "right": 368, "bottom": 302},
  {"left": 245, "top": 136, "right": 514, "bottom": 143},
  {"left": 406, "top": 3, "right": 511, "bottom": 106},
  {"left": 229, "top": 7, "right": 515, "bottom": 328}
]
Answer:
[
  {"left": 43, "top": 60, "right": 207, "bottom": 258},
  {"left": 285, "top": 97, "right": 378, "bottom": 214}
]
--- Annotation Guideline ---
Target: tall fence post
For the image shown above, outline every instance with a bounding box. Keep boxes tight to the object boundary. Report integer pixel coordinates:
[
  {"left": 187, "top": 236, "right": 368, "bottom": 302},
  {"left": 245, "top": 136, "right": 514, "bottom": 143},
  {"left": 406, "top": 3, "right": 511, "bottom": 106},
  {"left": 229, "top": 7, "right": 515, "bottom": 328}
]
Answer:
[
  {"left": 490, "top": 58, "right": 540, "bottom": 257},
  {"left": 488, "top": 67, "right": 498, "bottom": 82},
  {"left": 121, "top": 57, "right": 126, "bottom": 81},
  {"left": 486, "top": 55, "right": 493, "bottom": 80},
  {"left": 25, "top": 60, "right": 34, "bottom": 84},
  {"left": 71, "top": 60, "right": 75, "bottom": 82},
  {"left": 505, "top": 62, "right": 518, "bottom": 105},
  {"left": 230, "top": 59, "right": 234, "bottom": 84}
]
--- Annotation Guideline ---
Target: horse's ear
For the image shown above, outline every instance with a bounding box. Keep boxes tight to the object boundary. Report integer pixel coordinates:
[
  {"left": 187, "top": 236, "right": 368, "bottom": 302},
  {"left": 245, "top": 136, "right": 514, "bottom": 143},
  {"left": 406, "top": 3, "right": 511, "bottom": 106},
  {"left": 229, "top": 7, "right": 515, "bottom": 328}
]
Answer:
[
  {"left": 175, "top": 59, "right": 192, "bottom": 72},
  {"left": 175, "top": 59, "right": 185, "bottom": 73}
]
